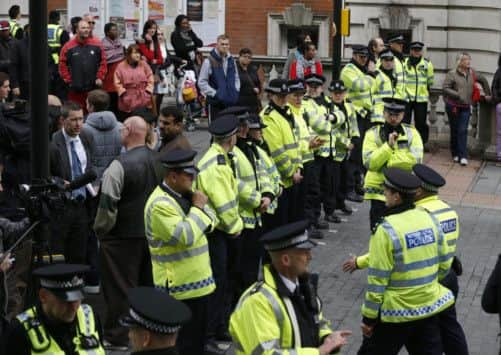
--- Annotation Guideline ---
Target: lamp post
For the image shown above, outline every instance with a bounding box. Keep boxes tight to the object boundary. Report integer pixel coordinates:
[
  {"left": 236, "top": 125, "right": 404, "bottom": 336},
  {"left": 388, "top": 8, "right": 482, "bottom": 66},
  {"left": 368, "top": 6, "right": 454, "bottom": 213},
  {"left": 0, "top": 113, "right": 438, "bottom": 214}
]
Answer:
[{"left": 332, "top": 0, "right": 343, "bottom": 79}]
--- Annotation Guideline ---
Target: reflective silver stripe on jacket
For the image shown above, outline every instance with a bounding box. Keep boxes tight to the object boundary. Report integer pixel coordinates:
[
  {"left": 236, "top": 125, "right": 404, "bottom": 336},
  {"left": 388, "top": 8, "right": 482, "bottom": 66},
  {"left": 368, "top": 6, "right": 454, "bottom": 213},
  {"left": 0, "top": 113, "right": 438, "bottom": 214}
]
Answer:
[{"left": 151, "top": 244, "right": 209, "bottom": 263}]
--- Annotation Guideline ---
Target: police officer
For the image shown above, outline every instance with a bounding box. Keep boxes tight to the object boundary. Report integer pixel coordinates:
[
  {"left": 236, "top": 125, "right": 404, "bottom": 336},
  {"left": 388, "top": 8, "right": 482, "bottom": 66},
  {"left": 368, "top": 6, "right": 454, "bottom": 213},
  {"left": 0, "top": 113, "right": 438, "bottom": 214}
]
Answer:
[
  {"left": 360, "top": 168, "right": 454, "bottom": 355},
  {"left": 413, "top": 163, "right": 469, "bottom": 355},
  {"left": 8, "top": 5, "right": 23, "bottom": 40},
  {"left": 261, "top": 78, "right": 303, "bottom": 227},
  {"left": 144, "top": 149, "right": 217, "bottom": 355},
  {"left": 328, "top": 80, "right": 361, "bottom": 210},
  {"left": 196, "top": 115, "right": 243, "bottom": 348},
  {"left": 229, "top": 220, "right": 352, "bottom": 354},
  {"left": 386, "top": 34, "right": 407, "bottom": 100},
  {"left": 404, "top": 41, "right": 434, "bottom": 141},
  {"left": 363, "top": 97, "right": 423, "bottom": 229},
  {"left": 371, "top": 49, "right": 407, "bottom": 125},
  {"left": 340, "top": 45, "right": 375, "bottom": 196},
  {"left": 288, "top": 78, "right": 327, "bottom": 238},
  {"left": 47, "top": 10, "right": 70, "bottom": 65},
  {"left": 121, "top": 287, "right": 191, "bottom": 355},
  {"left": 246, "top": 114, "right": 282, "bottom": 235},
  {"left": 6, "top": 264, "right": 105, "bottom": 354}
]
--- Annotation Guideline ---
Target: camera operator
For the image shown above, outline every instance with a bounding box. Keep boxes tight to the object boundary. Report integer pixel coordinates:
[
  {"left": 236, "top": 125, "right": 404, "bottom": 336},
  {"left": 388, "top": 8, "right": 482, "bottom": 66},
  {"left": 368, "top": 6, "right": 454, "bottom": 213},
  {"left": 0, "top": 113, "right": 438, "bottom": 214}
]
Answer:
[{"left": 49, "top": 101, "right": 97, "bottom": 265}]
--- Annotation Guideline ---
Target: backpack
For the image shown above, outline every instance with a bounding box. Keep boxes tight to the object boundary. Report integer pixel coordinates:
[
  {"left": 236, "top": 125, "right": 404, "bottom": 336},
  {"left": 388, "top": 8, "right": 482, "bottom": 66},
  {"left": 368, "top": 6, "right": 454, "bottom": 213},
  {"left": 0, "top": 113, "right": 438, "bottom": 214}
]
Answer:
[{"left": 182, "top": 78, "right": 198, "bottom": 103}]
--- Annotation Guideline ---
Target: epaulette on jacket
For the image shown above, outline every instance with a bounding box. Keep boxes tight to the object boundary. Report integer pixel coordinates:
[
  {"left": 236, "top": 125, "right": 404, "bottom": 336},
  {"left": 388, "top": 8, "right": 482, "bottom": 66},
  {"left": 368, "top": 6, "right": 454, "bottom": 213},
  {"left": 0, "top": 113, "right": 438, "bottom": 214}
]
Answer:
[
  {"left": 217, "top": 154, "right": 226, "bottom": 165},
  {"left": 264, "top": 105, "right": 274, "bottom": 115}
]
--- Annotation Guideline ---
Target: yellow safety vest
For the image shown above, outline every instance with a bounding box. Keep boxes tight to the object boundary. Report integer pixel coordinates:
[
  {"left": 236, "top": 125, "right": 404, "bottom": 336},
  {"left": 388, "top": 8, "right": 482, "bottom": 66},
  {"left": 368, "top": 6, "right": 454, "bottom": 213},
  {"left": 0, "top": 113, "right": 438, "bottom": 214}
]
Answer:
[
  {"left": 363, "top": 124, "right": 423, "bottom": 201},
  {"left": 144, "top": 185, "right": 217, "bottom": 300},
  {"left": 340, "top": 62, "right": 374, "bottom": 117},
  {"left": 47, "top": 24, "right": 63, "bottom": 64},
  {"left": 196, "top": 143, "right": 244, "bottom": 235},
  {"left": 404, "top": 56, "right": 434, "bottom": 103},
  {"left": 333, "top": 100, "right": 360, "bottom": 162},
  {"left": 233, "top": 145, "right": 264, "bottom": 229},
  {"left": 261, "top": 104, "right": 302, "bottom": 188},
  {"left": 289, "top": 103, "right": 315, "bottom": 163},
  {"left": 371, "top": 69, "right": 407, "bottom": 124},
  {"left": 230, "top": 264, "right": 332, "bottom": 354},
  {"left": 361, "top": 207, "right": 455, "bottom": 323},
  {"left": 9, "top": 20, "right": 21, "bottom": 38},
  {"left": 16, "top": 305, "right": 105, "bottom": 355}
]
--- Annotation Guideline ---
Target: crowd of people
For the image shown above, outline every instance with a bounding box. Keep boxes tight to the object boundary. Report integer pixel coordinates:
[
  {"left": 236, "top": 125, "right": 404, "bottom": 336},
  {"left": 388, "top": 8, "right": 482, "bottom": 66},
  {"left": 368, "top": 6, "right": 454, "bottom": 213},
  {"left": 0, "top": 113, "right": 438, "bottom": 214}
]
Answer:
[{"left": 0, "top": 4, "right": 500, "bottom": 355}]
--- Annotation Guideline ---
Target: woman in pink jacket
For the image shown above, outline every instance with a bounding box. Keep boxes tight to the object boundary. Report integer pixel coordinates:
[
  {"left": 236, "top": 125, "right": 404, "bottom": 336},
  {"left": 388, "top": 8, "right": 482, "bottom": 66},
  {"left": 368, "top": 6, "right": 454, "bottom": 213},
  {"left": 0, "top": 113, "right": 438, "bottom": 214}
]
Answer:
[{"left": 114, "top": 44, "right": 154, "bottom": 118}]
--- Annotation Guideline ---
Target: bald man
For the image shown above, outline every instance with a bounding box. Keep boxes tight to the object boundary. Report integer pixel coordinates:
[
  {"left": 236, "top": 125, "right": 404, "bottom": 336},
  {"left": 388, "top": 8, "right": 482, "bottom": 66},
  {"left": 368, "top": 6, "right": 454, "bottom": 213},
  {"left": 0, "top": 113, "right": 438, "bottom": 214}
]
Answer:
[{"left": 94, "top": 115, "right": 159, "bottom": 350}]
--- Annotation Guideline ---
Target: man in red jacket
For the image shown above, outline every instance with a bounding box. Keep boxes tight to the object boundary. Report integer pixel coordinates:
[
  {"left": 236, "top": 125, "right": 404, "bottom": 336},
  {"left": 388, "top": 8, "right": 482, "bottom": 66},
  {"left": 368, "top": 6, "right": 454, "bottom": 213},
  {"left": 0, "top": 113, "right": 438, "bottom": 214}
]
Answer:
[{"left": 59, "top": 20, "right": 107, "bottom": 112}]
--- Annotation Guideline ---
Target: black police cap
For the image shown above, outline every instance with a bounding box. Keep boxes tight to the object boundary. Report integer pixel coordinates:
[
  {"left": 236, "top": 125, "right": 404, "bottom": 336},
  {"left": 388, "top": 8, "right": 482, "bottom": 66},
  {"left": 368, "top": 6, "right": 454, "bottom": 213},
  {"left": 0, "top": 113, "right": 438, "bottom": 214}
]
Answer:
[
  {"left": 412, "top": 164, "right": 446, "bottom": 193},
  {"left": 34, "top": 264, "right": 89, "bottom": 302},
  {"left": 265, "top": 78, "right": 289, "bottom": 95},
  {"left": 351, "top": 45, "right": 369, "bottom": 55},
  {"left": 120, "top": 287, "right": 191, "bottom": 334},
  {"left": 383, "top": 168, "right": 421, "bottom": 194},
  {"left": 383, "top": 97, "right": 407, "bottom": 114},
  {"left": 379, "top": 48, "right": 394, "bottom": 60},
  {"left": 260, "top": 220, "right": 317, "bottom": 252},
  {"left": 217, "top": 106, "right": 252, "bottom": 123},
  {"left": 410, "top": 41, "right": 425, "bottom": 50},
  {"left": 288, "top": 79, "right": 306, "bottom": 93},
  {"left": 160, "top": 149, "right": 198, "bottom": 175},
  {"left": 208, "top": 115, "right": 239, "bottom": 138},
  {"left": 328, "top": 79, "right": 347, "bottom": 92},
  {"left": 387, "top": 34, "right": 405, "bottom": 44},
  {"left": 304, "top": 73, "right": 326, "bottom": 86},
  {"left": 247, "top": 114, "right": 267, "bottom": 129}
]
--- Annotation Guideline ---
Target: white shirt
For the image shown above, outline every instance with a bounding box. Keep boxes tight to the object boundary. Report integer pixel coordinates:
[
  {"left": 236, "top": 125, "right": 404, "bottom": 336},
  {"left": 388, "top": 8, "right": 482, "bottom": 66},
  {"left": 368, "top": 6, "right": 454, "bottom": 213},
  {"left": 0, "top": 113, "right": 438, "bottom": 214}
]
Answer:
[
  {"left": 279, "top": 274, "right": 299, "bottom": 294},
  {"left": 62, "top": 129, "right": 87, "bottom": 173}
]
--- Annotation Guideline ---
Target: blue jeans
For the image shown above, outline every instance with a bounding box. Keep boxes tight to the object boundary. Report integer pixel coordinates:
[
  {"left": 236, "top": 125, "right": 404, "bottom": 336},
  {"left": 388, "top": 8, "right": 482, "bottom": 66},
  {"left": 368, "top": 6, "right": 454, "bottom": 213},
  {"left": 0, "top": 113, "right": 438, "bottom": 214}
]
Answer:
[{"left": 446, "top": 103, "right": 471, "bottom": 159}]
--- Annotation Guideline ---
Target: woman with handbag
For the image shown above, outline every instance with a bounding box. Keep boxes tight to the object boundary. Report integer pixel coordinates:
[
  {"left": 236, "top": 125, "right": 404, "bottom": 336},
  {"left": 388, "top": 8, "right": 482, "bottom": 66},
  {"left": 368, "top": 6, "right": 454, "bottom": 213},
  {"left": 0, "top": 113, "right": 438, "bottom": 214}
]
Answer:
[{"left": 443, "top": 52, "right": 491, "bottom": 166}]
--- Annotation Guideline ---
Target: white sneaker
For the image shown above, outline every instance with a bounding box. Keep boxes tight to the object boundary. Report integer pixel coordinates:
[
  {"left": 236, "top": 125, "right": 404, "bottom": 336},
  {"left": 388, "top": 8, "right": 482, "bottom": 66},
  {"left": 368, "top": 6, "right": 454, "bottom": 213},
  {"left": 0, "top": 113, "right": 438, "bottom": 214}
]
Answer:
[
  {"left": 460, "top": 158, "right": 468, "bottom": 166},
  {"left": 453, "top": 156, "right": 459, "bottom": 163}
]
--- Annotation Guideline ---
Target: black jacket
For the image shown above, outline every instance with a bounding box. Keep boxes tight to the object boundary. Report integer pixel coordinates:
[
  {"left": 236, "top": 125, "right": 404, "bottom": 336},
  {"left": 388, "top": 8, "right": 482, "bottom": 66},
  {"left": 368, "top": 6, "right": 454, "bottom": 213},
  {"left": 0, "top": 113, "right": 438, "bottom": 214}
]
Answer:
[
  {"left": 492, "top": 68, "right": 501, "bottom": 105},
  {"left": 482, "top": 254, "right": 501, "bottom": 329},
  {"left": 8, "top": 36, "right": 29, "bottom": 90},
  {"left": 236, "top": 63, "right": 261, "bottom": 113},
  {"left": 170, "top": 29, "right": 203, "bottom": 70},
  {"left": 0, "top": 37, "right": 12, "bottom": 74},
  {"left": 49, "top": 130, "right": 97, "bottom": 193}
]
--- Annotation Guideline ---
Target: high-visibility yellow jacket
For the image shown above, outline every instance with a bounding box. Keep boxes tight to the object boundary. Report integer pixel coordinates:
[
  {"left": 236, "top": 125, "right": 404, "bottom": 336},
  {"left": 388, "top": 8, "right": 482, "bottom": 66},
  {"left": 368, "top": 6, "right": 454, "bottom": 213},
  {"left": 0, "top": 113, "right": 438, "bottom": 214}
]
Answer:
[
  {"left": 379, "top": 55, "right": 406, "bottom": 100},
  {"left": 333, "top": 100, "right": 360, "bottom": 162},
  {"left": 404, "top": 56, "right": 434, "bottom": 103},
  {"left": 255, "top": 143, "right": 281, "bottom": 214},
  {"left": 233, "top": 144, "right": 265, "bottom": 229},
  {"left": 261, "top": 104, "right": 302, "bottom": 188},
  {"left": 230, "top": 264, "right": 332, "bottom": 354},
  {"left": 9, "top": 20, "right": 21, "bottom": 38},
  {"left": 144, "top": 184, "right": 217, "bottom": 300},
  {"left": 48, "top": 24, "right": 64, "bottom": 64},
  {"left": 289, "top": 103, "right": 315, "bottom": 163},
  {"left": 415, "top": 195, "right": 459, "bottom": 259},
  {"left": 16, "top": 305, "right": 105, "bottom": 355},
  {"left": 340, "top": 62, "right": 374, "bottom": 117},
  {"left": 362, "top": 207, "right": 455, "bottom": 323},
  {"left": 371, "top": 69, "right": 407, "bottom": 124},
  {"left": 363, "top": 124, "right": 423, "bottom": 201},
  {"left": 196, "top": 143, "right": 243, "bottom": 235}
]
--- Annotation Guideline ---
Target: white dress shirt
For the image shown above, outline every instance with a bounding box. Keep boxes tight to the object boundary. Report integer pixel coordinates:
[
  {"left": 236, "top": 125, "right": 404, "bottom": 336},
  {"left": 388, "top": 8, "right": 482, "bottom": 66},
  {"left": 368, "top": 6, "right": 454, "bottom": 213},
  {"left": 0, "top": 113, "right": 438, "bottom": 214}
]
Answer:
[{"left": 279, "top": 274, "right": 299, "bottom": 294}]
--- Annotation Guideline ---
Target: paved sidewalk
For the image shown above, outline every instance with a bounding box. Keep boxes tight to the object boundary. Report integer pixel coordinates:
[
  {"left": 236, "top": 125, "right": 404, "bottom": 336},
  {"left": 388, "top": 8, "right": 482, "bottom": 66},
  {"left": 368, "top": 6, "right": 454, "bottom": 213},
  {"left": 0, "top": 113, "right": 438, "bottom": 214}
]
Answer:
[{"left": 102, "top": 131, "right": 500, "bottom": 354}]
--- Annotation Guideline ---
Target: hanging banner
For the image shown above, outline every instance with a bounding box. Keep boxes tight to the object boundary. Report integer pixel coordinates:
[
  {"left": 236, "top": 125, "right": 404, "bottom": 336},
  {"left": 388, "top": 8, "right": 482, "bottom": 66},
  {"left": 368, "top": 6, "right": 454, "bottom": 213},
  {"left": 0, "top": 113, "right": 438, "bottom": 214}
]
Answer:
[{"left": 187, "top": 0, "right": 203, "bottom": 22}]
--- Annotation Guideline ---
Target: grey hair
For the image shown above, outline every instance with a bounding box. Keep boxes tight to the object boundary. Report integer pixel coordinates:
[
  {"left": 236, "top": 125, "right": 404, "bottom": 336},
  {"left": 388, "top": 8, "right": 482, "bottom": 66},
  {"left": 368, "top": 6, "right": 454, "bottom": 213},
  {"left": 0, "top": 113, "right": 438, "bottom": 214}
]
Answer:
[{"left": 456, "top": 52, "right": 471, "bottom": 68}]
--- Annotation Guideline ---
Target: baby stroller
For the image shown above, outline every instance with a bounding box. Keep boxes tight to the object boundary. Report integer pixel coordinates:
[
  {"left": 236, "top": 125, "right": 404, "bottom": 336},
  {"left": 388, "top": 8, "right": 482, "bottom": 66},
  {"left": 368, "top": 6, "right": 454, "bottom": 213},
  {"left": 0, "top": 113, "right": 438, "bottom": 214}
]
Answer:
[{"left": 175, "top": 63, "right": 202, "bottom": 132}]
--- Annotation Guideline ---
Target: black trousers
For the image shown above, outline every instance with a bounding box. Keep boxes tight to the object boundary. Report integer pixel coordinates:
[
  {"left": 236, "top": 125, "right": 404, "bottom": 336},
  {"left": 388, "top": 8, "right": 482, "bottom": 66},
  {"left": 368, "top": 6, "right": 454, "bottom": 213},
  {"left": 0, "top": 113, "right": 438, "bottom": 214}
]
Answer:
[
  {"left": 314, "top": 157, "right": 338, "bottom": 218},
  {"left": 100, "top": 238, "right": 153, "bottom": 345},
  {"left": 178, "top": 295, "right": 209, "bottom": 355},
  {"left": 358, "top": 315, "right": 443, "bottom": 355},
  {"left": 51, "top": 201, "right": 89, "bottom": 264},
  {"left": 239, "top": 226, "right": 264, "bottom": 290},
  {"left": 369, "top": 200, "right": 386, "bottom": 231},
  {"left": 351, "top": 114, "right": 371, "bottom": 188},
  {"left": 207, "top": 230, "right": 230, "bottom": 338},
  {"left": 405, "top": 101, "right": 429, "bottom": 143},
  {"left": 439, "top": 271, "right": 469, "bottom": 355},
  {"left": 304, "top": 160, "right": 320, "bottom": 225},
  {"left": 336, "top": 158, "right": 352, "bottom": 207}
]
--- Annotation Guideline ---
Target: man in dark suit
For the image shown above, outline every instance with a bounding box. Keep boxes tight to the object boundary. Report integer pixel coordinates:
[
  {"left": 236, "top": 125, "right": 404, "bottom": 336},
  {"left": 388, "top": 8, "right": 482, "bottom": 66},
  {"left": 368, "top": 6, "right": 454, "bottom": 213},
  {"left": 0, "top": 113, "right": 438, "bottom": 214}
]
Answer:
[{"left": 49, "top": 101, "right": 96, "bottom": 264}]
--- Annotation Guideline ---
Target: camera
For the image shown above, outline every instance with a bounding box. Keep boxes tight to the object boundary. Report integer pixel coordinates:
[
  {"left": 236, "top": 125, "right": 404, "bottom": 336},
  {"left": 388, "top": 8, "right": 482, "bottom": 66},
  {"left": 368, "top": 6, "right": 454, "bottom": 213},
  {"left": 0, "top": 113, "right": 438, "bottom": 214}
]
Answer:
[{"left": 18, "top": 178, "right": 66, "bottom": 225}]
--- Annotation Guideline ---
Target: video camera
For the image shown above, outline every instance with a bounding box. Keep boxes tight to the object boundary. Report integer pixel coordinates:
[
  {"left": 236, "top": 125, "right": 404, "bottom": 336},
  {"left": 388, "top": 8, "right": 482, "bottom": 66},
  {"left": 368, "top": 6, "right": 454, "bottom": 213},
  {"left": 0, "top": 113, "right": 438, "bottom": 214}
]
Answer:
[{"left": 18, "top": 178, "right": 67, "bottom": 225}]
